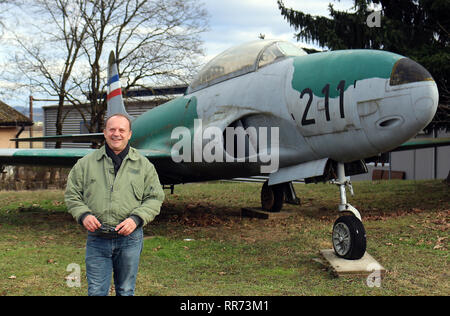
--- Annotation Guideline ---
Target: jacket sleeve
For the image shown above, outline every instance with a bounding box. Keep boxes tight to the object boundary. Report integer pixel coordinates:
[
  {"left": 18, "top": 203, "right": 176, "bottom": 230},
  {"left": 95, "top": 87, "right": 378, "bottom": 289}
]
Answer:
[
  {"left": 64, "top": 160, "right": 91, "bottom": 224},
  {"left": 130, "top": 161, "right": 165, "bottom": 226}
]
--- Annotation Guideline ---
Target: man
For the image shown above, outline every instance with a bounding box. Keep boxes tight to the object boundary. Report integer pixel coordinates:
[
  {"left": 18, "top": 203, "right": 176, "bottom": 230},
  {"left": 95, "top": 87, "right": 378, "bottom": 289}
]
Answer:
[{"left": 65, "top": 114, "right": 165, "bottom": 296}]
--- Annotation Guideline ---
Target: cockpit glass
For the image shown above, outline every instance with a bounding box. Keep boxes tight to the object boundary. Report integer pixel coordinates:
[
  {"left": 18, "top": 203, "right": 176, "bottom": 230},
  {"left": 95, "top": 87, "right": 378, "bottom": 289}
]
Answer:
[
  {"left": 258, "top": 43, "right": 285, "bottom": 68},
  {"left": 188, "top": 40, "right": 307, "bottom": 93},
  {"left": 258, "top": 42, "right": 306, "bottom": 68},
  {"left": 278, "top": 41, "right": 307, "bottom": 56}
]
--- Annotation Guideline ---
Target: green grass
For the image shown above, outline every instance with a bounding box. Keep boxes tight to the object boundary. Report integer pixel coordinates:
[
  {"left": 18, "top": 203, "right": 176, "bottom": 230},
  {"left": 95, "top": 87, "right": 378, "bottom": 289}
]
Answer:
[{"left": 0, "top": 180, "right": 448, "bottom": 295}]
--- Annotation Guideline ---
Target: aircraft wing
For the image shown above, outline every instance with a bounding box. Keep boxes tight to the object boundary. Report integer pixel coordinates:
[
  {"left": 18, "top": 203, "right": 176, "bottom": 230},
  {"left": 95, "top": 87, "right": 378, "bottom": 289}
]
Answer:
[
  {"left": 0, "top": 148, "right": 93, "bottom": 167},
  {"left": 0, "top": 147, "right": 172, "bottom": 168},
  {"left": 392, "top": 137, "right": 450, "bottom": 152},
  {"left": 11, "top": 133, "right": 105, "bottom": 143}
]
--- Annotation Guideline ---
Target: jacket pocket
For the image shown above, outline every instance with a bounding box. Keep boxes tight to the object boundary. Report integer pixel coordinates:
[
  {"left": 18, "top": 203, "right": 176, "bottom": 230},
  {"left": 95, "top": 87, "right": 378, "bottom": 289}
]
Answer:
[{"left": 131, "top": 181, "right": 144, "bottom": 201}]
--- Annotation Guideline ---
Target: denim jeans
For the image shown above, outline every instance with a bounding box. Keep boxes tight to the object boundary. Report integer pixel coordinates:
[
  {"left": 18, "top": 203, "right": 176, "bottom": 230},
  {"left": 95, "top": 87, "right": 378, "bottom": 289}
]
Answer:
[{"left": 85, "top": 227, "right": 143, "bottom": 296}]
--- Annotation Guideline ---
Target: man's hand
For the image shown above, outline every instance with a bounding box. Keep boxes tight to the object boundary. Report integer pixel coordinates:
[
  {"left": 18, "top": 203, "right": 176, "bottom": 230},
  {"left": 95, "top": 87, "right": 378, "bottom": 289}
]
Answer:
[
  {"left": 82, "top": 215, "right": 101, "bottom": 232},
  {"left": 115, "top": 218, "right": 137, "bottom": 236}
]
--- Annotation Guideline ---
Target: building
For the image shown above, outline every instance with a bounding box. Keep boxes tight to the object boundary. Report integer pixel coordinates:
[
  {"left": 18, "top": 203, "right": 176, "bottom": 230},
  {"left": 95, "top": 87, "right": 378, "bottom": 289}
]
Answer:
[
  {"left": 390, "top": 130, "right": 450, "bottom": 180},
  {"left": 0, "top": 100, "right": 34, "bottom": 148},
  {"left": 42, "top": 85, "right": 187, "bottom": 148},
  {"left": 43, "top": 98, "right": 169, "bottom": 148},
  {"left": 339, "top": 130, "right": 450, "bottom": 181}
]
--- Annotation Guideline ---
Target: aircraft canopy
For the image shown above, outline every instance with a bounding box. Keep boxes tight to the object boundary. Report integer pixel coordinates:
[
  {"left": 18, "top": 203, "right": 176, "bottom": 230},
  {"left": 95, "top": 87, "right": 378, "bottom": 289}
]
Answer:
[{"left": 188, "top": 40, "right": 306, "bottom": 93}]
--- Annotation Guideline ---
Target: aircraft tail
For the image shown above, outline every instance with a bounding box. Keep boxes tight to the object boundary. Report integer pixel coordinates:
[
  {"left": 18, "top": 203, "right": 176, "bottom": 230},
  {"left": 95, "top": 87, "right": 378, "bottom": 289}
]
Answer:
[{"left": 106, "top": 51, "right": 133, "bottom": 120}]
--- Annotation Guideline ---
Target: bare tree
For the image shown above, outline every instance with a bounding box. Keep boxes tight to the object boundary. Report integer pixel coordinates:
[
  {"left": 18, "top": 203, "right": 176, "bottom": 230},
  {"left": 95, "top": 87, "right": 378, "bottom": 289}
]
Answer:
[
  {"left": 0, "top": 0, "right": 13, "bottom": 91},
  {"left": 5, "top": 0, "right": 89, "bottom": 147},
  {"left": 5, "top": 0, "right": 208, "bottom": 147},
  {"left": 71, "top": 0, "right": 208, "bottom": 134},
  {"left": 0, "top": 1, "right": 5, "bottom": 37}
]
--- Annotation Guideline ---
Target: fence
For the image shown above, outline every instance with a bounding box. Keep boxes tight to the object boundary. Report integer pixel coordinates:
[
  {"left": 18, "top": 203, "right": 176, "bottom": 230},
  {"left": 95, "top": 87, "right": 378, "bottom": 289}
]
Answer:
[{"left": 0, "top": 166, "right": 70, "bottom": 191}]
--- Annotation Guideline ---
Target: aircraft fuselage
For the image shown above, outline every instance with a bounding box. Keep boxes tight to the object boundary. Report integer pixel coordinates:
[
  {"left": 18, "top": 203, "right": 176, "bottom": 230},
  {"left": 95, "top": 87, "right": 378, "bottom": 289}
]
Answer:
[{"left": 130, "top": 46, "right": 438, "bottom": 185}]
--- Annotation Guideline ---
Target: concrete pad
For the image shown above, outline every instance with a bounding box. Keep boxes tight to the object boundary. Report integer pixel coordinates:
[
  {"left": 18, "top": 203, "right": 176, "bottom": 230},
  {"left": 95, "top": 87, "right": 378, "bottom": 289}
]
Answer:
[{"left": 320, "top": 249, "right": 386, "bottom": 278}]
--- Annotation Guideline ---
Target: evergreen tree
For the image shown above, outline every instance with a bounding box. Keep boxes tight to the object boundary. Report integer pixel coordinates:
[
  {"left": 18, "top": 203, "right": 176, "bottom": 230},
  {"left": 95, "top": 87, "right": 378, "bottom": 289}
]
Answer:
[{"left": 278, "top": 0, "right": 449, "bottom": 131}]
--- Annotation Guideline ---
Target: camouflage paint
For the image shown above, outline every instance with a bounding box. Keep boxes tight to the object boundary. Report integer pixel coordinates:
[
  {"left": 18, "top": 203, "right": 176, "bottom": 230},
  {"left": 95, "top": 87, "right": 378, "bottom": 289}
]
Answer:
[
  {"left": 130, "top": 96, "right": 198, "bottom": 155},
  {"left": 291, "top": 49, "right": 402, "bottom": 98},
  {"left": 12, "top": 148, "right": 92, "bottom": 157}
]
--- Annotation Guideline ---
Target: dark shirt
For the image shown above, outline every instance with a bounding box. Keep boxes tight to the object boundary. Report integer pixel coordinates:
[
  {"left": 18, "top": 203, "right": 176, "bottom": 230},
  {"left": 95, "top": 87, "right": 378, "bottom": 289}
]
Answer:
[{"left": 105, "top": 143, "right": 130, "bottom": 176}]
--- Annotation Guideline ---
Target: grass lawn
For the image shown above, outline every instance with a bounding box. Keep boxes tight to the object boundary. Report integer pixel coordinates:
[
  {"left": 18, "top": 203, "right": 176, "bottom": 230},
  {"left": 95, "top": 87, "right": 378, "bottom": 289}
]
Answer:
[{"left": 0, "top": 180, "right": 448, "bottom": 296}]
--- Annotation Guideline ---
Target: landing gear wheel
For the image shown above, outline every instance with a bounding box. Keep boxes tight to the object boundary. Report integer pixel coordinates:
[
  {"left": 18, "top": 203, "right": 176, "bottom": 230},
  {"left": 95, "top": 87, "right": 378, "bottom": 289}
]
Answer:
[
  {"left": 332, "top": 215, "right": 366, "bottom": 260},
  {"left": 261, "top": 181, "right": 284, "bottom": 212}
]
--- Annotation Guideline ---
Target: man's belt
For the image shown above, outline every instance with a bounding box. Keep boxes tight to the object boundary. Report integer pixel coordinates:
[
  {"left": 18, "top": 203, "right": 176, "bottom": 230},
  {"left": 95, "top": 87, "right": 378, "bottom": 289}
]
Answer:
[{"left": 90, "top": 225, "right": 121, "bottom": 239}]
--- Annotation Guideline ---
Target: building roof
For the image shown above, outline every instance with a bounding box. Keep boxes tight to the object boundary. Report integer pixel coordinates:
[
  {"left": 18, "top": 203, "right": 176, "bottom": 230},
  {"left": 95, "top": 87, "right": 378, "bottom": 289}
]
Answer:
[
  {"left": 0, "top": 100, "right": 33, "bottom": 127},
  {"left": 42, "top": 98, "right": 169, "bottom": 110}
]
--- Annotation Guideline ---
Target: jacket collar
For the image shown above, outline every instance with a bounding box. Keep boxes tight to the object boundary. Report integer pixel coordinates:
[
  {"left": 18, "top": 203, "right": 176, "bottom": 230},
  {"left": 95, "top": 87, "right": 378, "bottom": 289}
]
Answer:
[{"left": 95, "top": 144, "right": 139, "bottom": 161}]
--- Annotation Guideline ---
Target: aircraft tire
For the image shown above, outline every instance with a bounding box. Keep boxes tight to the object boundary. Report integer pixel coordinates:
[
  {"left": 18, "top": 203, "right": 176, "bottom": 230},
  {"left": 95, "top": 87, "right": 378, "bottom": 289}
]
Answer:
[
  {"left": 261, "top": 181, "right": 284, "bottom": 212},
  {"left": 332, "top": 215, "right": 366, "bottom": 260}
]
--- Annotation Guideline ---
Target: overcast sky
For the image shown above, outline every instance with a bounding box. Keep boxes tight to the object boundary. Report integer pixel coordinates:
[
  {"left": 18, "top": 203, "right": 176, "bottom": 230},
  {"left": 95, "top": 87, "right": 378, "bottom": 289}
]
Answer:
[
  {"left": 200, "top": 0, "right": 356, "bottom": 61},
  {"left": 0, "top": 0, "right": 358, "bottom": 108}
]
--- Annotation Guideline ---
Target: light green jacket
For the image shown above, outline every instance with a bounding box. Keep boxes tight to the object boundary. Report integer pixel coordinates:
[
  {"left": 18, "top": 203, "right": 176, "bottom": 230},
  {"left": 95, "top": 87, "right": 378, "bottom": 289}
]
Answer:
[{"left": 64, "top": 146, "right": 165, "bottom": 227}]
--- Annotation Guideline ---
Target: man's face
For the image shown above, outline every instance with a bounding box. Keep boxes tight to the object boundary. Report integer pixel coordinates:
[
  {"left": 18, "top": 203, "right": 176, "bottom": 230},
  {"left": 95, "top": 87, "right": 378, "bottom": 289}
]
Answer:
[{"left": 103, "top": 115, "right": 132, "bottom": 154}]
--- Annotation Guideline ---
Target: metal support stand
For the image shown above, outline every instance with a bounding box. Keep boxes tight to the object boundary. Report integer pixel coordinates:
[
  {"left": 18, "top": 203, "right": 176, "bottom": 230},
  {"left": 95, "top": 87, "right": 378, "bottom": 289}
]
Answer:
[
  {"left": 163, "top": 184, "right": 175, "bottom": 194},
  {"left": 284, "top": 182, "right": 300, "bottom": 205}
]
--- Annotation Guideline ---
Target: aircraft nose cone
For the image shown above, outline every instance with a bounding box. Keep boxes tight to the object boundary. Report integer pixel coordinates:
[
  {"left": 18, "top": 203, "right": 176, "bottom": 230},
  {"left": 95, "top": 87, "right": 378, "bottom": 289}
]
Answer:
[
  {"left": 390, "top": 57, "right": 439, "bottom": 129},
  {"left": 389, "top": 58, "right": 434, "bottom": 86},
  {"left": 359, "top": 56, "right": 439, "bottom": 154},
  {"left": 413, "top": 91, "right": 439, "bottom": 126}
]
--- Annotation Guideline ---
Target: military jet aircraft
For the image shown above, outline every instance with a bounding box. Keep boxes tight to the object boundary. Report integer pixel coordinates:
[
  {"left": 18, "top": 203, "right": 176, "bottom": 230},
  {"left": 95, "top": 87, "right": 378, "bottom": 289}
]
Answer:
[{"left": 1, "top": 39, "right": 446, "bottom": 260}]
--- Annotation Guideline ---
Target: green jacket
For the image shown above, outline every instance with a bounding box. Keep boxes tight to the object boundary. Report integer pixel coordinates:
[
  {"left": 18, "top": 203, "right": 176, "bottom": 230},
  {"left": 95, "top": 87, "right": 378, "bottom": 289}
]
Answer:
[{"left": 65, "top": 145, "right": 165, "bottom": 227}]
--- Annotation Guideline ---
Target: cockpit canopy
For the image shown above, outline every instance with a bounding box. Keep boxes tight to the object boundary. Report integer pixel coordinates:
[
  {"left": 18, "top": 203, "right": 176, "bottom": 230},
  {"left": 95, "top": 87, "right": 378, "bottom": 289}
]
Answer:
[{"left": 187, "top": 40, "right": 307, "bottom": 93}]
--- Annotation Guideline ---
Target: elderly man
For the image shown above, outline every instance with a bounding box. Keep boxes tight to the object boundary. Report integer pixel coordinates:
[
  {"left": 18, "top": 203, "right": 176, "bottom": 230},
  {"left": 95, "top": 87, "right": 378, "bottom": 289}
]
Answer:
[{"left": 65, "top": 114, "right": 165, "bottom": 296}]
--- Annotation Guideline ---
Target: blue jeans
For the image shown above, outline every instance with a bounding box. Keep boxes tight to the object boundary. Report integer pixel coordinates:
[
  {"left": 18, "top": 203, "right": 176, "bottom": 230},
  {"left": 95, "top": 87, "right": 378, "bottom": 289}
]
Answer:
[{"left": 85, "top": 227, "right": 143, "bottom": 296}]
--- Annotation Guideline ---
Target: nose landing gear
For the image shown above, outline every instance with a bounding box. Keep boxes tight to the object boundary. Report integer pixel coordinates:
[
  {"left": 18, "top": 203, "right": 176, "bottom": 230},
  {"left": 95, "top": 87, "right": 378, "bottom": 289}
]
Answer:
[
  {"left": 331, "top": 163, "right": 366, "bottom": 259},
  {"left": 259, "top": 161, "right": 367, "bottom": 260},
  {"left": 332, "top": 214, "right": 366, "bottom": 259}
]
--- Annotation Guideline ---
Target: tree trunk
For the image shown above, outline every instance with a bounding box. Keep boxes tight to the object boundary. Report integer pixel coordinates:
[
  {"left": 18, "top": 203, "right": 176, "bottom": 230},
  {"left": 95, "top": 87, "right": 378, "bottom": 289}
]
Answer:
[{"left": 55, "top": 93, "right": 65, "bottom": 149}]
